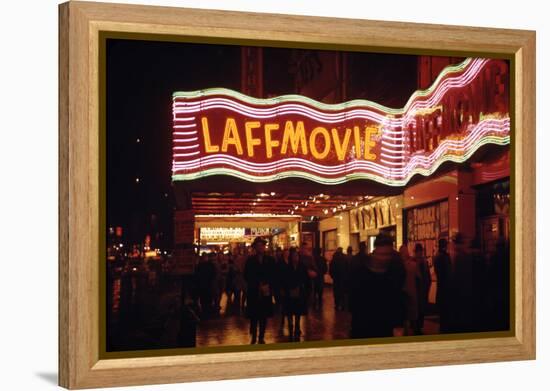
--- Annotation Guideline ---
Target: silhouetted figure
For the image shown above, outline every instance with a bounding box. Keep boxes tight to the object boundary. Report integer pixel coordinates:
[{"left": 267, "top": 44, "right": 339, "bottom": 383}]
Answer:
[
  {"left": 196, "top": 253, "right": 216, "bottom": 317},
  {"left": 413, "top": 243, "right": 431, "bottom": 334},
  {"left": 487, "top": 238, "right": 510, "bottom": 331},
  {"left": 349, "top": 234, "right": 406, "bottom": 338},
  {"left": 273, "top": 248, "right": 288, "bottom": 333},
  {"left": 312, "top": 247, "right": 328, "bottom": 309},
  {"left": 299, "top": 243, "right": 316, "bottom": 306},
  {"left": 329, "top": 247, "right": 347, "bottom": 310},
  {"left": 452, "top": 233, "right": 474, "bottom": 333},
  {"left": 433, "top": 239, "right": 453, "bottom": 333},
  {"left": 244, "top": 237, "right": 275, "bottom": 344},
  {"left": 399, "top": 244, "right": 419, "bottom": 335},
  {"left": 470, "top": 238, "right": 488, "bottom": 331},
  {"left": 283, "top": 247, "right": 309, "bottom": 341},
  {"left": 350, "top": 241, "right": 368, "bottom": 273}
]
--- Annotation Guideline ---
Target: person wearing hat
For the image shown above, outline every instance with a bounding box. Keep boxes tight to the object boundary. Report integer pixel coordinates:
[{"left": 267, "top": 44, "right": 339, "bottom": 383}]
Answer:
[
  {"left": 244, "top": 236, "right": 276, "bottom": 344},
  {"left": 348, "top": 233, "right": 406, "bottom": 339}
]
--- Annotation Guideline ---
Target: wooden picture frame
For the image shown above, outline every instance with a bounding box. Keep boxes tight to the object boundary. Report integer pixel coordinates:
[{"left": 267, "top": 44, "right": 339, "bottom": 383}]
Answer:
[{"left": 59, "top": 1, "right": 536, "bottom": 389}]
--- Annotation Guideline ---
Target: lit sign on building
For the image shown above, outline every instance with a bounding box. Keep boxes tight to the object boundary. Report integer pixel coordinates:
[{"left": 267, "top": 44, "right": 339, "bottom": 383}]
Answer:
[{"left": 172, "top": 58, "right": 510, "bottom": 186}]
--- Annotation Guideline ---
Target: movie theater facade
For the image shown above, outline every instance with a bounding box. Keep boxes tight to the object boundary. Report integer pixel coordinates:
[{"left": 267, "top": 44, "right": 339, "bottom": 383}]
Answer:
[{"left": 170, "top": 57, "right": 510, "bottom": 272}]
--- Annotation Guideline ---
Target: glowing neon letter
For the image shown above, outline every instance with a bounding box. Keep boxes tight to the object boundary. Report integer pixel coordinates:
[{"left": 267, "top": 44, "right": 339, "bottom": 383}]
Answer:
[
  {"left": 353, "top": 126, "right": 362, "bottom": 159},
  {"left": 310, "top": 127, "right": 331, "bottom": 160},
  {"left": 201, "top": 117, "right": 219, "bottom": 153},
  {"left": 331, "top": 128, "right": 352, "bottom": 161},
  {"left": 264, "top": 123, "right": 280, "bottom": 158},
  {"left": 221, "top": 118, "right": 243, "bottom": 155},
  {"left": 364, "top": 126, "right": 378, "bottom": 160},
  {"left": 245, "top": 121, "right": 262, "bottom": 157},
  {"left": 281, "top": 120, "right": 308, "bottom": 155}
]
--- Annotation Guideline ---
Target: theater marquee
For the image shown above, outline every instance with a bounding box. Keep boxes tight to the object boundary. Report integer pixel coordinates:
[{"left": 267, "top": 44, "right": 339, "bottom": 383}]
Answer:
[{"left": 172, "top": 58, "right": 510, "bottom": 186}]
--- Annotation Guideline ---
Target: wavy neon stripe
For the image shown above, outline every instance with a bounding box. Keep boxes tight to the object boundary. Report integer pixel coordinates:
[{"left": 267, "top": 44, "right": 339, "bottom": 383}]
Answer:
[
  {"left": 173, "top": 118, "right": 509, "bottom": 178},
  {"left": 172, "top": 134, "right": 508, "bottom": 180},
  {"left": 172, "top": 135, "right": 509, "bottom": 187},
  {"left": 173, "top": 58, "right": 479, "bottom": 115},
  {"left": 173, "top": 59, "right": 486, "bottom": 130}
]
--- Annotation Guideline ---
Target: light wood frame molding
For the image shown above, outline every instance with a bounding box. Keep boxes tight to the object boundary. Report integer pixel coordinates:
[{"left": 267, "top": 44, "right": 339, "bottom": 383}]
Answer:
[{"left": 59, "top": 1, "right": 536, "bottom": 388}]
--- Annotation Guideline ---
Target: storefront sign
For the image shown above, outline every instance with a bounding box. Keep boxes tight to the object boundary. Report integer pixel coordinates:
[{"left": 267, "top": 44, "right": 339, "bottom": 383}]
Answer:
[
  {"left": 199, "top": 227, "right": 246, "bottom": 241},
  {"left": 406, "top": 200, "right": 449, "bottom": 242},
  {"left": 172, "top": 58, "right": 510, "bottom": 186}
]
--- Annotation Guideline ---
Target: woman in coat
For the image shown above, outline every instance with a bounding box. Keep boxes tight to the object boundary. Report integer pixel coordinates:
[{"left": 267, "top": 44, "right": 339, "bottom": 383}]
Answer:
[{"left": 283, "top": 247, "right": 309, "bottom": 342}]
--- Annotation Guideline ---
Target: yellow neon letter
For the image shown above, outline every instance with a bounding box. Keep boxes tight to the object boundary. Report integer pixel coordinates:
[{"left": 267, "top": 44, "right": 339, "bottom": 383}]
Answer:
[
  {"left": 331, "top": 128, "right": 352, "bottom": 161},
  {"left": 201, "top": 117, "right": 219, "bottom": 153},
  {"left": 264, "top": 123, "right": 280, "bottom": 158},
  {"left": 281, "top": 120, "right": 308, "bottom": 155},
  {"left": 364, "top": 126, "right": 378, "bottom": 160},
  {"left": 353, "top": 126, "right": 362, "bottom": 159},
  {"left": 221, "top": 118, "right": 243, "bottom": 155},
  {"left": 309, "top": 127, "right": 331, "bottom": 160},
  {"left": 245, "top": 121, "right": 262, "bottom": 157}
]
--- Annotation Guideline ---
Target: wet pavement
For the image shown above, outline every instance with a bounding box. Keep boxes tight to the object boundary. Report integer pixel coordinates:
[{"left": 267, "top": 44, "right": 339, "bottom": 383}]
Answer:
[
  {"left": 107, "top": 273, "right": 439, "bottom": 351},
  {"left": 195, "top": 293, "right": 353, "bottom": 346}
]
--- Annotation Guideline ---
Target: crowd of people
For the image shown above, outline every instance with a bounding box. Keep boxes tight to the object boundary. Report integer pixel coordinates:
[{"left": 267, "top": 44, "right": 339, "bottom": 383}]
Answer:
[{"left": 190, "top": 232, "right": 510, "bottom": 344}]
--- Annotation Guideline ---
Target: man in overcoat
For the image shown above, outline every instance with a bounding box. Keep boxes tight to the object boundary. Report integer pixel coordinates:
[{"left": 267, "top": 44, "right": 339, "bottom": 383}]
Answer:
[{"left": 244, "top": 237, "right": 276, "bottom": 344}]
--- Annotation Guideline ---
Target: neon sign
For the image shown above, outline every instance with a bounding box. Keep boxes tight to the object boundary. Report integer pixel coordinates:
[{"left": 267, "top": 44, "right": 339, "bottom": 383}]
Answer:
[{"left": 172, "top": 58, "right": 510, "bottom": 186}]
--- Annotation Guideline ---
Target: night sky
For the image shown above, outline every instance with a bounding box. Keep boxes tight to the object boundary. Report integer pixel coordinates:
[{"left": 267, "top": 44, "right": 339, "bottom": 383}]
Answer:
[{"left": 106, "top": 39, "right": 420, "bottom": 248}]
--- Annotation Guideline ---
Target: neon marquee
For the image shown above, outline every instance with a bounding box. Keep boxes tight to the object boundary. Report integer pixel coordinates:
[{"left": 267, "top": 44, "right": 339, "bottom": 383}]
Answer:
[{"left": 172, "top": 58, "right": 510, "bottom": 186}]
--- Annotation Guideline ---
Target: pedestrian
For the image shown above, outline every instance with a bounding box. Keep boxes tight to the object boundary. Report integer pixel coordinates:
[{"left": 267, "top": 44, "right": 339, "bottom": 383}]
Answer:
[
  {"left": 350, "top": 241, "right": 368, "bottom": 273},
  {"left": 487, "top": 237, "right": 510, "bottom": 331},
  {"left": 273, "top": 248, "right": 286, "bottom": 308},
  {"left": 412, "top": 243, "right": 431, "bottom": 334},
  {"left": 210, "top": 252, "right": 222, "bottom": 315},
  {"left": 399, "top": 244, "right": 419, "bottom": 335},
  {"left": 196, "top": 252, "right": 215, "bottom": 317},
  {"left": 470, "top": 238, "right": 488, "bottom": 331},
  {"left": 234, "top": 247, "right": 247, "bottom": 311},
  {"left": 312, "top": 247, "right": 328, "bottom": 309},
  {"left": 244, "top": 237, "right": 275, "bottom": 344},
  {"left": 299, "top": 242, "right": 316, "bottom": 306},
  {"left": 452, "top": 233, "right": 474, "bottom": 332},
  {"left": 433, "top": 238, "right": 453, "bottom": 333},
  {"left": 283, "top": 247, "right": 309, "bottom": 341},
  {"left": 349, "top": 234, "right": 406, "bottom": 338},
  {"left": 329, "top": 247, "right": 346, "bottom": 310},
  {"left": 273, "top": 247, "right": 288, "bottom": 333},
  {"left": 225, "top": 253, "right": 237, "bottom": 307}
]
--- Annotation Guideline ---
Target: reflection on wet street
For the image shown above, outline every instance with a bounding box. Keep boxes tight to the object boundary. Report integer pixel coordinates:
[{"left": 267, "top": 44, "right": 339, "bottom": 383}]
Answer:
[
  {"left": 195, "top": 289, "right": 352, "bottom": 347},
  {"left": 107, "top": 273, "right": 439, "bottom": 352}
]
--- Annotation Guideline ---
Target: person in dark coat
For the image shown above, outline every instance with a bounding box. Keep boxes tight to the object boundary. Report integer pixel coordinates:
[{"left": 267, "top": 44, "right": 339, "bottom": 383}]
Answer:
[
  {"left": 452, "top": 233, "right": 474, "bottom": 333},
  {"left": 329, "top": 247, "right": 346, "bottom": 310},
  {"left": 350, "top": 241, "right": 368, "bottom": 273},
  {"left": 349, "top": 234, "right": 406, "bottom": 339},
  {"left": 433, "top": 238, "right": 453, "bottom": 333},
  {"left": 299, "top": 243, "right": 316, "bottom": 306},
  {"left": 312, "top": 247, "right": 328, "bottom": 309},
  {"left": 244, "top": 237, "right": 275, "bottom": 344},
  {"left": 413, "top": 243, "right": 431, "bottom": 334},
  {"left": 283, "top": 247, "right": 309, "bottom": 341},
  {"left": 470, "top": 238, "right": 488, "bottom": 331},
  {"left": 273, "top": 248, "right": 288, "bottom": 333},
  {"left": 487, "top": 237, "right": 510, "bottom": 332},
  {"left": 195, "top": 252, "right": 215, "bottom": 317}
]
